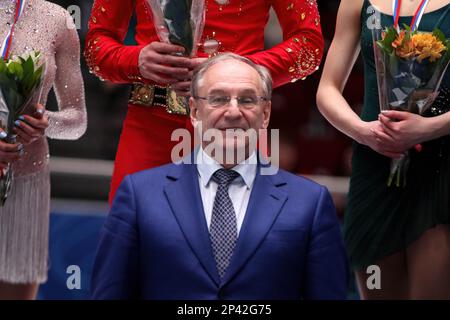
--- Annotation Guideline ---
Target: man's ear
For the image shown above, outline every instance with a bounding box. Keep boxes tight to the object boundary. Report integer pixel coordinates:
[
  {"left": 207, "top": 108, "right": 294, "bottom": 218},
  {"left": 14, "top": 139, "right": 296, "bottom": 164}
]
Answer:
[
  {"left": 190, "top": 97, "right": 198, "bottom": 126},
  {"left": 262, "top": 101, "right": 271, "bottom": 129}
]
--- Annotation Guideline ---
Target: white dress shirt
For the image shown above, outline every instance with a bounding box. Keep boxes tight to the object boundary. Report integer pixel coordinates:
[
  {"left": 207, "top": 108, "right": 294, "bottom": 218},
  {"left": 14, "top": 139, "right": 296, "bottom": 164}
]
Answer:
[{"left": 196, "top": 148, "right": 257, "bottom": 235}]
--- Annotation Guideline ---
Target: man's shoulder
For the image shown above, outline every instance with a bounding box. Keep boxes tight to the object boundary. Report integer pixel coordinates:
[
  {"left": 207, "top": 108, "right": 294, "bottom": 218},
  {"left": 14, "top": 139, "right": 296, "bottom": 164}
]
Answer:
[
  {"left": 127, "top": 162, "right": 184, "bottom": 185},
  {"left": 271, "top": 168, "right": 325, "bottom": 195}
]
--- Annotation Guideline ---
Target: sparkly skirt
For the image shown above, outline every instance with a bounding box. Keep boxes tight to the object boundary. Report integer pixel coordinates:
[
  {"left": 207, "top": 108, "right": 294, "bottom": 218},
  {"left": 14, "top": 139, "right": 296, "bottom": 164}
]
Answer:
[{"left": 0, "top": 168, "right": 51, "bottom": 284}]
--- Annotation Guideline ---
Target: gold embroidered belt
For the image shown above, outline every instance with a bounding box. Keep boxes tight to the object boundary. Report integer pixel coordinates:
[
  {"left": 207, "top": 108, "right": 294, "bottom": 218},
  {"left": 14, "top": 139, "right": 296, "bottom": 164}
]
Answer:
[{"left": 128, "top": 84, "right": 189, "bottom": 116}]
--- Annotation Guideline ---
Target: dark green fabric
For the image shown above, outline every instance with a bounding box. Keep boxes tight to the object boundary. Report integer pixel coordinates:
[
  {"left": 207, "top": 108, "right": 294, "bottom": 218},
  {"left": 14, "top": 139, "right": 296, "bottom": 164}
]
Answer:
[{"left": 344, "top": 0, "right": 450, "bottom": 270}]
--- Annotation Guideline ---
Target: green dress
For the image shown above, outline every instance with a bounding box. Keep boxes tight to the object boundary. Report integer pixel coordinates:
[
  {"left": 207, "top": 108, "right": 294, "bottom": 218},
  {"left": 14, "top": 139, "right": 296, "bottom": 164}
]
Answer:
[{"left": 344, "top": 0, "right": 450, "bottom": 270}]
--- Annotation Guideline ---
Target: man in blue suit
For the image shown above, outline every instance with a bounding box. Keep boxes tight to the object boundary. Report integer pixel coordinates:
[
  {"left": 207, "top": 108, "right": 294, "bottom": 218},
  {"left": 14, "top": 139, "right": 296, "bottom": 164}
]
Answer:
[{"left": 91, "top": 53, "right": 348, "bottom": 299}]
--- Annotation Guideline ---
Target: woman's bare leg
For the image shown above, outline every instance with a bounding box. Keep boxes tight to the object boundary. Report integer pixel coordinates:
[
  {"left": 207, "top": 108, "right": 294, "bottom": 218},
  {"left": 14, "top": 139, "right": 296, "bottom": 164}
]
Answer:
[
  {"left": 406, "top": 225, "right": 450, "bottom": 299},
  {"left": 355, "top": 250, "right": 409, "bottom": 299},
  {"left": 0, "top": 282, "right": 39, "bottom": 300}
]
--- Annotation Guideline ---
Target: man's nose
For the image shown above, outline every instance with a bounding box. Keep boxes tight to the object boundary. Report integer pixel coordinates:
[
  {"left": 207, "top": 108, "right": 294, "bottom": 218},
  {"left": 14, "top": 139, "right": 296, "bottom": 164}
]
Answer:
[{"left": 224, "top": 98, "right": 242, "bottom": 117}]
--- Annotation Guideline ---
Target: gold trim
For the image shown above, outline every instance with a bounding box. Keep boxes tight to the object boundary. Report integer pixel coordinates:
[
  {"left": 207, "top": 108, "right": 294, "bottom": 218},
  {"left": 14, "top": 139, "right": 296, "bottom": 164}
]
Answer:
[
  {"left": 167, "top": 88, "right": 189, "bottom": 115},
  {"left": 129, "top": 83, "right": 155, "bottom": 106},
  {"left": 128, "top": 84, "right": 189, "bottom": 116}
]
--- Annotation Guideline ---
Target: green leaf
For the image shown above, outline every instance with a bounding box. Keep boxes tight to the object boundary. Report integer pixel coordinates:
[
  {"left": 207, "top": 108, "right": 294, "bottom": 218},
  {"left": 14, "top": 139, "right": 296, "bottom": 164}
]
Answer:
[
  {"left": 7, "top": 62, "right": 24, "bottom": 81},
  {"left": 21, "top": 72, "right": 35, "bottom": 97},
  {"left": 0, "top": 59, "right": 7, "bottom": 73},
  {"left": 22, "top": 57, "right": 34, "bottom": 78},
  {"left": 33, "top": 65, "right": 44, "bottom": 83},
  {"left": 3, "top": 85, "right": 22, "bottom": 115},
  {"left": 444, "top": 41, "right": 450, "bottom": 60},
  {"left": 0, "top": 52, "right": 44, "bottom": 130},
  {"left": 4, "top": 73, "right": 18, "bottom": 94},
  {"left": 403, "top": 30, "right": 412, "bottom": 44},
  {"left": 0, "top": 71, "right": 11, "bottom": 87},
  {"left": 377, "top": 27, "right": 398, "bottom": 55},
  {"left": 376, "top": 41, "right": 390, "bottom": 54},
  {"left": 433, "top": 28, "right": 446, "bottom": 43}
]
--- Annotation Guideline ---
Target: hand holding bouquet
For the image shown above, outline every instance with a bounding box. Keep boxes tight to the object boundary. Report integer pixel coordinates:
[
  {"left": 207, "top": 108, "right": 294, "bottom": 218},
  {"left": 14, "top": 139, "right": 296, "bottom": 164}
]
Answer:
[
  {"left": 372, "top": 26, "right": 450, "bottom": 187},
  {"left": 0, "top": 51, "right": 46, "bottom": 205},
  {"left": 144, "top": 0, "right": 206, "bottom": 114}
]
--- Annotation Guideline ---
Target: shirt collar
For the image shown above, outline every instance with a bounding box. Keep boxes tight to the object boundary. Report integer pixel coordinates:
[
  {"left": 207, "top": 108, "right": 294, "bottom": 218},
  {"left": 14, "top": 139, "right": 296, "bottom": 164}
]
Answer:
[{"left": 196, "top": 147, "right": 257, "bottom": 190}]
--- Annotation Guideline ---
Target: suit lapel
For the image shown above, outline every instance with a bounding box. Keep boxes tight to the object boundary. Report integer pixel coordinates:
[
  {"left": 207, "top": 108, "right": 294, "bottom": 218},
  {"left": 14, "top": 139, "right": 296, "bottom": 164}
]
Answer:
[
  {"left": 164, "top": 163, "right": 221, "bottom": 286},
  {"left": 221, "top": 169, "right": 288, "bottom": 286}
]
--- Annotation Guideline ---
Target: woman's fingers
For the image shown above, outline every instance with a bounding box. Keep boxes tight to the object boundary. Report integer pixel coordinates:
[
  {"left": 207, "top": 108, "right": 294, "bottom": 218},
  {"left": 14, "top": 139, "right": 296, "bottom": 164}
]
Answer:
[
  {"left": 34, "top": 104, "right": 45, "bottom": 119},
  {"left": 372, "top": 127, "right": 395, "bottom": 144},
  {"left": 0, "top": 140, "right": 22, "bottom": 163},
  {"left": 18, "top": 114, "right": 49, "bottom": 130},
  {"left": 15, "top": 119, "right": 43, "bottom": 137},
  {"left": 13, "top": 127, "right": 33, "bottom": 145},
  {"left": 13, "top": 111, "right": 48, "bottom": 145}
]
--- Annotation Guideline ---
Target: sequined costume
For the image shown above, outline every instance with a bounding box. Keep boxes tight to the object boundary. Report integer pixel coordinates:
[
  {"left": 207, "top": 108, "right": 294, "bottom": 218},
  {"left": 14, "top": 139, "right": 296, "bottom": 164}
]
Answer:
[
  {"left": 85, "top": 0, "right": 324, "bottom": 203},
  {"left": 0, "top": 0, "right": 87, "bottom": 284}
]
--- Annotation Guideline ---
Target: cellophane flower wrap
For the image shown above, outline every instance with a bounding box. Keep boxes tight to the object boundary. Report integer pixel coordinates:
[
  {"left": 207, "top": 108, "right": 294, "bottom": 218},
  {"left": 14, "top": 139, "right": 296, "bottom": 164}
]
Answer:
[
  {"left": 372, "top": 26, "right": 450, "bottom": 187},
  {"left": 0, "top": 51, "right": 46, "bottom": 205},
  {"left": 146, "top": 0, "right": 205, "bottom": 57}
]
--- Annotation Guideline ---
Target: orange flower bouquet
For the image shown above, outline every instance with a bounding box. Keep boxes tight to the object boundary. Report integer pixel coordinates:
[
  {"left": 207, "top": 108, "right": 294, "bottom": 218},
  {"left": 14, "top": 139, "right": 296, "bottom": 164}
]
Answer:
[{"left": 372, "top": 26, "right": 450, "bottom": 187}]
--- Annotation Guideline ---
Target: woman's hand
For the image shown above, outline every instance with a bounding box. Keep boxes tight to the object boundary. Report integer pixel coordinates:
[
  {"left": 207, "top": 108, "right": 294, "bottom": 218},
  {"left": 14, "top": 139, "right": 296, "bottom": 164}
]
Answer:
[
  {"left": 374, "top": 111, "right": 435, "bottom": 152},
  {"left": 358, "top": 120, "right": 406, "bottom": 158},
  {"left": 0, "top": 131, "right": 22, "bottom": 171},
  {"left": 14, "top": 104, "right": 49, "bottom": 145}
]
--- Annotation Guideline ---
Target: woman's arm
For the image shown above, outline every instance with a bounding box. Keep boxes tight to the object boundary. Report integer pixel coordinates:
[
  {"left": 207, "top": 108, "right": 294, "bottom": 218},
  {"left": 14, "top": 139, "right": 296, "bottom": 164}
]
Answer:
[
  {"left": 45, "top": 10, "right": 87, "bottom": 140},
  {"left": 316, "top": 0, "right": 404, "bottom": 158},
  {"left": 432, "top": 111, "right": 450, "bottom": 137}
]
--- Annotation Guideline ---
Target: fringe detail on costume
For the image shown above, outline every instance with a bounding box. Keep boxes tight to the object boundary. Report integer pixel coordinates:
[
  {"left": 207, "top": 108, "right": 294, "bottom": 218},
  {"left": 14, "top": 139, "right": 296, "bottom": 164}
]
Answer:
[{"left": 0, "top": 168, "right": 50, "bottom": 284}]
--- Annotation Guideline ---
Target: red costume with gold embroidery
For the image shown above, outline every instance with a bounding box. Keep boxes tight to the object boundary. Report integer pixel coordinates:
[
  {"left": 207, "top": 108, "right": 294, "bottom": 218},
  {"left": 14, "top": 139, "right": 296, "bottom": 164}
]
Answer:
[{"left": 85, "top": 0, "right": 324, "bottom": 203}]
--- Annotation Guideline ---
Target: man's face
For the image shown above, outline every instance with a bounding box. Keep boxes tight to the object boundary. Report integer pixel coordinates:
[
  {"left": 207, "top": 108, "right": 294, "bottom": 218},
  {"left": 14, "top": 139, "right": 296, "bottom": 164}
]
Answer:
[{"left": 190, "top": 59, "right": 271, "bottom": 158}]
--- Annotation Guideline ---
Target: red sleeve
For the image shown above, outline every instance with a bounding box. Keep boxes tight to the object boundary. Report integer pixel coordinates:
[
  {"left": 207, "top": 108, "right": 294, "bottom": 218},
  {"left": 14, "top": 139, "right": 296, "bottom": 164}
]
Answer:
[
  {"left": 84, "top": 0, "right": 145, "bottom": 84},
  {"left": 246, "top": 0, "right": 324, "bottom": 88}
]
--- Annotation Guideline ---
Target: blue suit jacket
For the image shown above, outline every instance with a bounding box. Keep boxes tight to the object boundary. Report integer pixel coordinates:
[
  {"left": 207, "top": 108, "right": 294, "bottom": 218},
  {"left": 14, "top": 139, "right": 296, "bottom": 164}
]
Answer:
[{"left": 91, "top": 161, "right": 348, "bottom": 299}]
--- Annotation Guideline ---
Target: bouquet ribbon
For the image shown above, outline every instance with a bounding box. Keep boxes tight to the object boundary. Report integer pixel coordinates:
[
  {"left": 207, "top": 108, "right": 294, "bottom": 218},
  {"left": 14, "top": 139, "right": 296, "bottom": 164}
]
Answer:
[
  {"left": 392, "top": 0, "right": 430, "bottom": 32},
  {"left": 0, "top": 0, "right": 26, "bottom": 60}
]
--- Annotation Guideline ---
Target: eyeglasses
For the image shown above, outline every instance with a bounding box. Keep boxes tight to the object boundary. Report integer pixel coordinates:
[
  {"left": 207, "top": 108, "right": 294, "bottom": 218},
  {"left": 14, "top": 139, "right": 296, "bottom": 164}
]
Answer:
[{"left": 193, "top": 95, "right": 269, "bottom": 108}]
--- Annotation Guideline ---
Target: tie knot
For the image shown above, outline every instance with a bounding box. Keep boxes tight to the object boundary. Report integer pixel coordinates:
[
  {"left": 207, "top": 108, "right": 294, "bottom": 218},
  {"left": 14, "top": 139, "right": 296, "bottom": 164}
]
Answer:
[{"left": 212, "top": 169, "right": 240, "bottom": 186}]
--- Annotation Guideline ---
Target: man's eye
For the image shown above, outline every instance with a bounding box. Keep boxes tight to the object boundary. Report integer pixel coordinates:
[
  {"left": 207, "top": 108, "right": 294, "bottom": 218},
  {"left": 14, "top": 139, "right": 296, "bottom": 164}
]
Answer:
[
  {"left": 239, "top": 96, "right": 257, "bottom": 104},
  {"left": 209, "top": 96, "right": 229, "bottom": 105}
]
